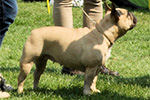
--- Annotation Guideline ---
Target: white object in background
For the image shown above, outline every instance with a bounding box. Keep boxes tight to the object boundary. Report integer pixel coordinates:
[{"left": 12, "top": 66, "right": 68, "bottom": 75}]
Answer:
[
  {"left": 50, "top": 0, "right": 83, "bottom": 6},
  {"left": 50, "top": 0, "right": 54, "bottom": 5}
]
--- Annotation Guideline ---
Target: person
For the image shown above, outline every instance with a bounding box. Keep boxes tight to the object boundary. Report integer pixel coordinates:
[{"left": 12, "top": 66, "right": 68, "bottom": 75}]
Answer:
[
  {"left": 53, "top": 0, "right": 103, "bottom": 29},
  {"left": 53, "top": 0, "right": 119, "bottom": 76},
  {"left": 0, "top": 0, "right": 18, "bottom": 47},
  {"left": 0, "top": 0, "right": 18, "bottom": 98}
]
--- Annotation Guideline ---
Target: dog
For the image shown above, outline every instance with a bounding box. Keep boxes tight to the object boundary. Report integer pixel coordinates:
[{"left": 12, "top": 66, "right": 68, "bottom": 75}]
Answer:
[{"left": 17, "top": 4, "right": 137, "bottom": 95}]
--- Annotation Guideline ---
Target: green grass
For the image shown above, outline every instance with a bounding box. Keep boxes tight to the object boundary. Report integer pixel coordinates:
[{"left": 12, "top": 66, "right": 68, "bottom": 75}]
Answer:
[{"left": 0, "top": 0, "right": 150, "bottom": 99}]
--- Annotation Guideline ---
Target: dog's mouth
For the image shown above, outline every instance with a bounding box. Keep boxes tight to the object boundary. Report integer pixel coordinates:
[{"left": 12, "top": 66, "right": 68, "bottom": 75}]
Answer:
[{"left": 128, "top": 12, "right": 137, "bottom": 30}]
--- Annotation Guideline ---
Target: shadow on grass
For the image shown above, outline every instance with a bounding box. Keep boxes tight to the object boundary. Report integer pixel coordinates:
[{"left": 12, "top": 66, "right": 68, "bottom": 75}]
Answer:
[
  {"left": 116, "top": 75, "right": 150, "bottom": 88},
  {"left": 13, "top": 86, "right": 146, "bottom": 100},
  {"left": 12, "top": 75, "right": 149, "bottom": 99},
  {"left": 1, "top": 66, "right": 150, "bottom": 88},
  {"left": 0, "top": 66, "right": 20, "bottom": 72},
  {"left": 99, "top": 75, "right": 150, "bottom": 88},
  {"left": 0, "top": 66, "right": 59, "bottom": 73}
]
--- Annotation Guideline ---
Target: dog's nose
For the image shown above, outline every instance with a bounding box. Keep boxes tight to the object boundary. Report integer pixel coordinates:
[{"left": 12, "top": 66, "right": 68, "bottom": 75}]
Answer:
[
  {"left": 128, "top": 13, "right": 137, "bottom": 30},
  {"left": 129, "top": 12, "right": 137, "bottom": 25}
]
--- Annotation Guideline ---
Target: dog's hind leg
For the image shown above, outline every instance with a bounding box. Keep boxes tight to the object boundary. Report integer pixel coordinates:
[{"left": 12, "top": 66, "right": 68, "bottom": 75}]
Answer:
[
  {"left": 18, "top": 61, "right": 33, "bottom": 94},
  {"left": 33, "top": 55, "right": 48, "bottom": 89},
  {"left": 83, "top": 66, "right": 100, "bottom": 95}
]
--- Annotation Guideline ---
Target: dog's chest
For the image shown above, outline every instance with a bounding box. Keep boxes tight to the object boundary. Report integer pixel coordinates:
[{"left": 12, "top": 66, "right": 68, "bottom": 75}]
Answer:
[
  {"left": 93, "top": 45, "right": 112, "bottom": 65},
  {"left": 106, "top": 47, "right": 112, "bottom": 62}
]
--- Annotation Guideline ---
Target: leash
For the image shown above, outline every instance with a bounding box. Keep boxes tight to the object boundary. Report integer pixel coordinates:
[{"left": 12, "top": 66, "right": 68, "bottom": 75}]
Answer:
[
  {"left": 47, "top": 0, "right": 99, "bottom": 25},
  {"left": 73, "top": 0, "right": 111, "bottom": 25},
  {"left": 73, "top": 0, "right": 96, "bottom": 25},
  {"left": 74, "top": 0, "right": 113, "bottom": 46}
]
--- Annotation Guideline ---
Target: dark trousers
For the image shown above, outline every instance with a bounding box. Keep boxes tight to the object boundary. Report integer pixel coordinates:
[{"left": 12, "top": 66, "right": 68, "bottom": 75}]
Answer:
[{"left": 0, "top": 0, "right": 18, "bottom": 47}]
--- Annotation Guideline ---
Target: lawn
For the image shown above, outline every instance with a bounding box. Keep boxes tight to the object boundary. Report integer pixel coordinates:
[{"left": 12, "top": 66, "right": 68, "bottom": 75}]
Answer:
[{"left": 0, "top": 0, "right": 150, "bottom": 100}]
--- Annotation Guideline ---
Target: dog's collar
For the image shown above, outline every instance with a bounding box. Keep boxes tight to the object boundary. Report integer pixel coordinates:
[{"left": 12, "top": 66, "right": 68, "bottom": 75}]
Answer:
[{"left": 95, "top": 23, "right": 114, "bottom": 47}]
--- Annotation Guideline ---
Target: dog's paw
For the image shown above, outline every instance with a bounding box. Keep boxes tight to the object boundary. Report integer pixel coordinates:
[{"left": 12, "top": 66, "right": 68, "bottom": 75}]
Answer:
[
  {"left": 17, "top": 87, "right": 23, "bottom": 94},
  {"left": 92, "top": 88, "right": 100, "bottom": 93},
  {"left": 83, "top": 89, "right": 92, "bottom": 95},
  {"left": 83, "top": 88, "right": 100, "bottom": 95}
]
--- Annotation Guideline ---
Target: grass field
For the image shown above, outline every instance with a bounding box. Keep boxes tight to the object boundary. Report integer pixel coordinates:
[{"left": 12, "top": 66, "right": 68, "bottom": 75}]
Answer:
[{"left": 0, "top": 0, "right": 150, "bottom": 100}]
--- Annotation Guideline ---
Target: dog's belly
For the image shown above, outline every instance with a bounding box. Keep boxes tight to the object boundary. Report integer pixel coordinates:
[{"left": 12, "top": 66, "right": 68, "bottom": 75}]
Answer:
[
  {"left": 44, "top": 49, "right": 84, "bottom": 70},
  {"left": 44, "top": 44, "right": 105, "bottom": 70},
  {"left": 53, "top": 52, "right": 102, "bottom": 71}
]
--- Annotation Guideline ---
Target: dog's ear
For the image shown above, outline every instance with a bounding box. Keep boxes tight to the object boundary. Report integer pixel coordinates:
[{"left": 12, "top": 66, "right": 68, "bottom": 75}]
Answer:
[
  {"left": 111, "top": 3, "right": 123, "bottom": 22},
  {"left": 104, "top": 2, "right": 111, "bottom": 13}
]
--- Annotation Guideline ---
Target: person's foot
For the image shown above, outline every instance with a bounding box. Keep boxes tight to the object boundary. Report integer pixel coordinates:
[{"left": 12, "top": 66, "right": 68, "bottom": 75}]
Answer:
[
  {"left": 0, "top": 74, "right": 14, "bottom": 92},
  {"left": 0, "top": 91, "right": 10, "bottom": 98},
  {"left": 100, "top": 65, "right": 119, "bottom": 76},
  {"left": 61, "top": 66, "right": 119, "bottom": 76}
]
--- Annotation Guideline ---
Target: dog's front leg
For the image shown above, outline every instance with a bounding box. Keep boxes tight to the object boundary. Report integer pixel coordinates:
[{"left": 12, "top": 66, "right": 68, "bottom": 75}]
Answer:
[
  {"left": 18, "top": 62, "right": 33, "bottom": 94},
  {"left": 83, "top": 66, "right": 100, "bottom": 95}
]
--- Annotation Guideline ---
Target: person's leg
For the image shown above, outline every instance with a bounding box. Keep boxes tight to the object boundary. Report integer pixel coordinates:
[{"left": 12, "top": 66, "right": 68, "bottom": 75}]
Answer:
[
  {"left": 83, "top": 0, "right": 103, "bottom": 29},
  {"left": 0, "top": 1, "right": 17, "bottom": 98},
  {"left": 53, "top": 0, "right": 73, "bottom": 28},
  {"left": 0, "top": 0, "right": 18, "bottom": 47}
]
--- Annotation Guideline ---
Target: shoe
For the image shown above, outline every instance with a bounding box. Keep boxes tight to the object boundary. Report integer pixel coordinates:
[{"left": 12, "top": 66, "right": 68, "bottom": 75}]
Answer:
[
  {"left": 0, "top": 91, "right": 10, "bottom": 98},
  {"left": 100, "top": 65, "right": 119, "bottom": 76},
  {"left": 0, "top": 76, "right": 14, "bottom": 92},
  {"left": 61, "top": 66, "right": 119, "bottom": 76}
]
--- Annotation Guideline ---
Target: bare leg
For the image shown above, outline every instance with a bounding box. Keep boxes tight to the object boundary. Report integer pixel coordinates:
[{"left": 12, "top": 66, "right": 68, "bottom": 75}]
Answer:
[
  {"left": 18, "top": 62, "right": 33, "bottom": 94},
  {"left": 83, "top": 66, "right": 100, "bottom": 95},
  {"left": 33, "top": 56, "right": 48, "bottom": 89}
]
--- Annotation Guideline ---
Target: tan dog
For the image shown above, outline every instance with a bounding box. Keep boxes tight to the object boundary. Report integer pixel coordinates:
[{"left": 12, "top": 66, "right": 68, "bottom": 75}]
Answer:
[{"left": 17, "top": 4, "right": 137, "bottom": 95}]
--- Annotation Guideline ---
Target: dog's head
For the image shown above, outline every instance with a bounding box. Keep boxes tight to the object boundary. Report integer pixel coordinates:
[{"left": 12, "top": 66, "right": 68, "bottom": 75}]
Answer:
[{"left": 101, "top": 3, "right": 137, "bottom": 38}]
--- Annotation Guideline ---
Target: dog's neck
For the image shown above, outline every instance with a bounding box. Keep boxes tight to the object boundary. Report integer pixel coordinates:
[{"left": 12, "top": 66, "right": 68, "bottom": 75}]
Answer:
[{"left": 95, "top": 21, "right": 121, "bottom": 47}]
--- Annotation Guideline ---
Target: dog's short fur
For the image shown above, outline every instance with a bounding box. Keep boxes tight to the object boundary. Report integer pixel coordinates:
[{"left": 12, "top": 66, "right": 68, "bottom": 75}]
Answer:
[{"left": 17, "top": 4, "right": 137, "bottom": 95}]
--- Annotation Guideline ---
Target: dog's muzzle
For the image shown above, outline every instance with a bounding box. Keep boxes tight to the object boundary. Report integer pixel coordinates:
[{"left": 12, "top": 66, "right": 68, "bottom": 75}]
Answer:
[{"left": 129, "top": 12, "right": 137, "bottom": 30}]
